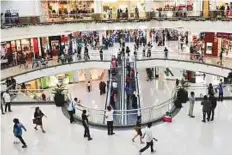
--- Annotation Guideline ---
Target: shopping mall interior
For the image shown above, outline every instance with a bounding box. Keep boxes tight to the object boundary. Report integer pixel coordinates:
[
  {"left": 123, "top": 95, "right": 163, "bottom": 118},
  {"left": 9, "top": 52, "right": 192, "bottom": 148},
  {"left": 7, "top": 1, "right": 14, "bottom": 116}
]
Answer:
[{"left": 1, "top": 0, "right": 232, "bottom": 155}]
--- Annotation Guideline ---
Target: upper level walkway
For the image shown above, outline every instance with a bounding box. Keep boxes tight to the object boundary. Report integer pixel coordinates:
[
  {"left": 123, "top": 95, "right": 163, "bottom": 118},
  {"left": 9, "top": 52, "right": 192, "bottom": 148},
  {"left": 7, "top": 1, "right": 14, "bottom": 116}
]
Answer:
[
  {"left": 1, "top": 51, "right": 231, "bottom": 83},
  {"left": 2, "top": 20, "right": 232, "bottom": 42}
]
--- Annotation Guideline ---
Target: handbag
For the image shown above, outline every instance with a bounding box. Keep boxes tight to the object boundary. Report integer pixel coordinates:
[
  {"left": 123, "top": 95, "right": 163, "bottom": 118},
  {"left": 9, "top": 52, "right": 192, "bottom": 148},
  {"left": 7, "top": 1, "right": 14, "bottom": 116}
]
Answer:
[{"left": 32, "top": 118, "right": 37, "bottom": 124}]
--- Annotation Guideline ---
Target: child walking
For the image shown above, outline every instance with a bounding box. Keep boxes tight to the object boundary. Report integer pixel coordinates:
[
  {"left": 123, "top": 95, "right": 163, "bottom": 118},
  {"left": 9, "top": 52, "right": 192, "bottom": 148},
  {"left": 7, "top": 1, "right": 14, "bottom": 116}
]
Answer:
[{"left": 13, "top": 118, "right": 27, "bottom": 148}]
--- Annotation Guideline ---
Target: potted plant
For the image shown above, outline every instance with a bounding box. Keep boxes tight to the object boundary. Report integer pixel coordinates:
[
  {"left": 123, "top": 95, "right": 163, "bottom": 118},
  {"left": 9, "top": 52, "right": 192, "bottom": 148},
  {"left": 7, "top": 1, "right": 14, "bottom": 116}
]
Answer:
[
  {"left": 52, "top": 84, "right": 65, "bottom": 107},
  {"left": 174, "top": 79, "right": 189, "bottom": 108}
]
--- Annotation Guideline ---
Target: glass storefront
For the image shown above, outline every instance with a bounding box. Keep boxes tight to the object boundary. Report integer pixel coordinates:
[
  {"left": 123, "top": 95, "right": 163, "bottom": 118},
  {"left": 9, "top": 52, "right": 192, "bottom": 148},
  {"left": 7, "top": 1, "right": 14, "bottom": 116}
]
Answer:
[
  {"left": 101, "top": 0, "right": 146, "bottom": 19},
  {"left": 41, "top": 0, "right": 94, "bottom": 22},
  {"left": 24, "top": 69, "right": 106, "bottom": 89},
  {"left": 216, "top": 33, "right": 232, "bottom": 58},
  {"left": 152, "top": 0, "right": 202, "bottom": 17}
]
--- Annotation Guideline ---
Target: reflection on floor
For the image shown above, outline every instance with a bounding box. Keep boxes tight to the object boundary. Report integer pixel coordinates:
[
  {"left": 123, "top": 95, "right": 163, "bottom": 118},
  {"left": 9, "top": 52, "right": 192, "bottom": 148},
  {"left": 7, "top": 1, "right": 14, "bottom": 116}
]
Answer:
[
  {"left": 2, "top": 100, "right": 232, "bottom": 155},
  {"left": 138, "top": 68, "right": 175, "bottom": 108}
]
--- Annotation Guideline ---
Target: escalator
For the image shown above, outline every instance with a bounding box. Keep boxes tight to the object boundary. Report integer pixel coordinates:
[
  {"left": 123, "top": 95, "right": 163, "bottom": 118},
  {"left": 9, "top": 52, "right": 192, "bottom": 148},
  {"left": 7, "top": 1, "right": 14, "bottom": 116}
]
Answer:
[
  {"left": 124, "top": 56, "right": 141, "bottom": 125},
  {"left": 105, "top": 56, "right": 125, "bottom": 125}
]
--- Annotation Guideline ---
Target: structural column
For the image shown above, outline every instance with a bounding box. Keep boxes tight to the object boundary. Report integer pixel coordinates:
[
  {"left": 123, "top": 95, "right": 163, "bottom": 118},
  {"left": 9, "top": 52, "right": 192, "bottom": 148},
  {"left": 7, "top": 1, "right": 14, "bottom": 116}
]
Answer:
[
  {"left": 94, "top": 0, "right": 103, "bottom": 20},
  {"left": 37, "top": 37, "right": 42, "bottom": 56},
  {"left": 145, "top": 1, "right": 153, "bottom": 19},
  {"left": 202, "top": 0, "right": 210, "bottom": 18}
]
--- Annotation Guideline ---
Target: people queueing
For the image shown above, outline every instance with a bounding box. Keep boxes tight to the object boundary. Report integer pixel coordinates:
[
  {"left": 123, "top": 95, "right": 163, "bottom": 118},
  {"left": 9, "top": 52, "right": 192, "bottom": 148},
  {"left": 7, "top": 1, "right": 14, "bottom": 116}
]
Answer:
[
  {"left": 3, "top": 90, "right": 12, "bottom": 113},
  {"left": 67, "top": 98, "right": 80, "bottom": 123},
  {"left": 139, "top": 122, "right": 158, "bottom": 154},
  {"left": 106, "top": 105, "right": 115, "bottom": 135},
  {"left": 209, "top": 94, "right": 217, "bottom": 121},
  {"left": 82, "top": 110, "right": 92, "bottom": 141},
  {"left": 201, "top": 95, "right": 211, "bottom": 123},
  {"left": 13, "top": 118, "right": 27, "bottom": 148},
  {"left": 188, "top": 91, "right": 195, "bottom": 118},
  {"left": 33, "top": 107, "right": 47, "bottom": 133}
]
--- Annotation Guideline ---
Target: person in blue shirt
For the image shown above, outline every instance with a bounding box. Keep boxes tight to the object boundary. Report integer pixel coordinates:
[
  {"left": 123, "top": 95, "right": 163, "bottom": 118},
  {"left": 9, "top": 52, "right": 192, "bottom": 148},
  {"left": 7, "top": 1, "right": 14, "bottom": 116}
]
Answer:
[
  {"left": 217, "top": 83, "right": 225, "bottom": 101},
  {"left": 13, "top": 118, "right": 27, "bottom": 148}
]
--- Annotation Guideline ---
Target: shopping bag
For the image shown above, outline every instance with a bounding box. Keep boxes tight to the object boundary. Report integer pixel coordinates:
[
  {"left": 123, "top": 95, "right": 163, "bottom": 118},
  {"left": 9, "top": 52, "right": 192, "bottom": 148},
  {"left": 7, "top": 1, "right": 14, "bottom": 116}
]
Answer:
[{"left": 162, "top": 115, "right": 172, "bottom": 123}]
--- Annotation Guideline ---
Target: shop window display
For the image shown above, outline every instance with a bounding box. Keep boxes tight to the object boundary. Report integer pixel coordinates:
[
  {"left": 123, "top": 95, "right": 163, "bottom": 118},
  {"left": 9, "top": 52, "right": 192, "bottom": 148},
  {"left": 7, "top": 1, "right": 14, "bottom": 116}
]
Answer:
[
  {"left": 216, "top": 33, "right": 232, "bottom": 58},
  {"left": 101, "top": 0, "right": 145, "bottom": 19},
  {"left": 152, "top": 0, "right": 201, "bottom": 18},
  {"left": 1, "top": 38, "right": 39, "bottom": 68},
  {"left": 42, "top": 0, "right": 94, "bottom": 22}
]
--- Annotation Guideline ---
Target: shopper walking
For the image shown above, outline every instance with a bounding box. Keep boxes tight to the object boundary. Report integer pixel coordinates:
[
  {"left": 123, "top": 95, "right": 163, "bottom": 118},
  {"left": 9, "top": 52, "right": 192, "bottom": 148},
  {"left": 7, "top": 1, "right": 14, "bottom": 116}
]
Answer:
[
  {"left": 10, "top": 76, "right": 17, "bottom": 90},
  {"left": 132, "top": 120, "right": 144, "bottom": 144},
  {"left": 33, "top": 107, "right": 47, "bottom": 133},
  {"left": 82, "top": 110, "right": 92, "bottom": 141},
  {"left": 67, "top": 98, "right": 80, "bottom": 123},
  {"left": 13, "top": 118, "right": 27, "bottom": 148},
  {"left": 139, "top": 122, "right": 158, "bottom": 154},
  {"left": 87, "top": 81, "right": 91, "bottom": 92},
  {"left": 3, "top": 90, "right": 12, "bottom": 113},
  {"left": 99, "top": 48, "right": 103, "bottom": 61},
  {"left": 209, "top": 94, "right": 217, "bottom": 121},
  {"left": 217, "top": 83, "right": 224, "bottom": 101},
  {"left": 106, "top": 105, "right": 114, "bottom": 135},
  {"left": 1, "top": 92, "right": 5, "bottom": 114},
  {"left": 208, "top": 83, "right": 214, "bottom": 96},
  {"left": 188, "top": 91, "right": 195, "bottom": 118},
  {"left": 164, "top": 47, "right": 168, "bottom": 59},
  {"left": 201, "top": 95, "right": 211, "bottom": 123}
]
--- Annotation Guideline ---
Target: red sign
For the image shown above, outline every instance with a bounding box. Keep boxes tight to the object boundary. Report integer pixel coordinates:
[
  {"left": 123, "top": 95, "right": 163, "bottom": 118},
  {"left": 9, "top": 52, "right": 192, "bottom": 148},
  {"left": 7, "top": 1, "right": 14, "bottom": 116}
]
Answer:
[{"left": 216, "top": 33, "right": 232, "bottom": 39}]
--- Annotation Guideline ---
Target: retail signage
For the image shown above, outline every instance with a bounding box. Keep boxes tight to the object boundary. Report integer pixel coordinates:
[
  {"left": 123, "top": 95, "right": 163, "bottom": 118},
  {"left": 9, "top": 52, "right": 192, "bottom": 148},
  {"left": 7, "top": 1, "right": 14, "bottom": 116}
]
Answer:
[{"left": 216, "top": 33, "right": 232, "bottom": 39}]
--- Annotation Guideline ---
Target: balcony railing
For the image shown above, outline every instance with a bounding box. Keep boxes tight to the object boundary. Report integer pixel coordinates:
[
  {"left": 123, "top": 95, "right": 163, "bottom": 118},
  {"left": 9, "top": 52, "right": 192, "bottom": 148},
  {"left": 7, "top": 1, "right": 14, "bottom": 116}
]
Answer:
[
  {"left": 1, "top": 10, "right": 232, "bottom": 29},
  {"left": 1, "top": 51, "right": 232, "bottom": 80}
]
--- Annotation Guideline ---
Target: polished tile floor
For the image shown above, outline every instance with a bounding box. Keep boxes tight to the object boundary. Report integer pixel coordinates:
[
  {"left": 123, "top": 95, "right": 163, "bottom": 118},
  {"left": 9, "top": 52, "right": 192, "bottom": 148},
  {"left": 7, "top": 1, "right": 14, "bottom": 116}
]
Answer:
[{"left": 1, "top": 100, "right": 232, "bottom": 155}]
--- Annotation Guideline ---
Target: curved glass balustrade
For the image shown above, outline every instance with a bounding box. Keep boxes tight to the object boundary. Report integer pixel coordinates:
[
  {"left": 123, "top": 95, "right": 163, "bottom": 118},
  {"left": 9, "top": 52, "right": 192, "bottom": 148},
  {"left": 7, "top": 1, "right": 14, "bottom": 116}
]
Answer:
[
  {"left": 73, "top": 97, "right": 174, "bottom": 126},
  {"left": 1, "top": 52, "right": 232, "bottom": 80}
]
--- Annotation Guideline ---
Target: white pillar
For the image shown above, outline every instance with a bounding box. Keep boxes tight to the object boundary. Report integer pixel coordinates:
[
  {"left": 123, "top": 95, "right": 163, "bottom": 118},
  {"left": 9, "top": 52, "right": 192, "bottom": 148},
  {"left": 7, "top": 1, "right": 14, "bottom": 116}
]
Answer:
[
  {"left": 145, "top": 1, "right": 153, "bottom": 12},
  {"left": 94, "top": 0, "right": 103, "bottom": 14}
]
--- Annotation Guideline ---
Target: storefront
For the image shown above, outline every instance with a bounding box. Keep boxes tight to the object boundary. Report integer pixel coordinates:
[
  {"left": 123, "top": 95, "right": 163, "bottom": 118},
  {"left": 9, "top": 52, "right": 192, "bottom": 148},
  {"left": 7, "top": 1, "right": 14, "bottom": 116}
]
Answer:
[
  {"left": 152, "top": 0, "right": 202, "bottom": 17},
  {"left": 101, "top": 0, "right": 146, "bottom": 19},
  {"left": 41, "top": 0, "right": 94, "bottom": 22},
  {"left": 210, "top": 0, "right": 232, "bottom": 18},
  {"left": 2, "top": 38, "right": 40, "bottom": 64},
  {"left": 24, "top": 69, "right": 106, "bottom": 89},
  {"left": 216, "top": 32, "right": 232, "bottom": 58}
]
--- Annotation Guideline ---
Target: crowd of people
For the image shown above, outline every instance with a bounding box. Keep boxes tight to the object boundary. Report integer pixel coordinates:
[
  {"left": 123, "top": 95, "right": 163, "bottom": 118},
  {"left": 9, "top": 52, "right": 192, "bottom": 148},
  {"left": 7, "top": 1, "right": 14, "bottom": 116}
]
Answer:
[{"left": 188, "top": 80, "right": 227, "bottom": 123}]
